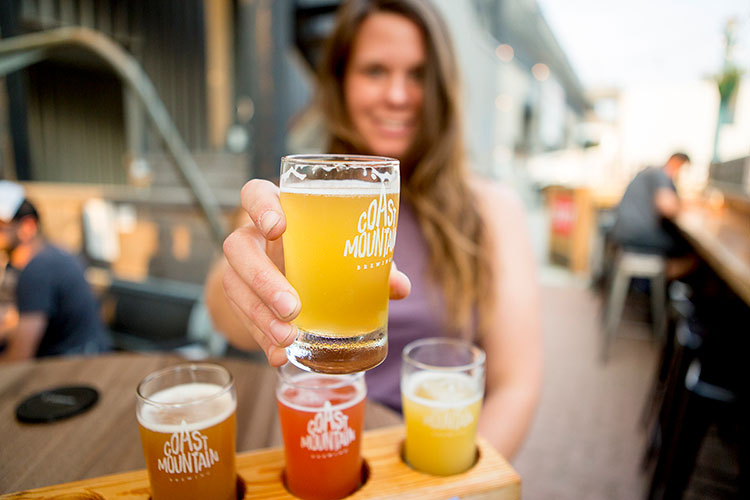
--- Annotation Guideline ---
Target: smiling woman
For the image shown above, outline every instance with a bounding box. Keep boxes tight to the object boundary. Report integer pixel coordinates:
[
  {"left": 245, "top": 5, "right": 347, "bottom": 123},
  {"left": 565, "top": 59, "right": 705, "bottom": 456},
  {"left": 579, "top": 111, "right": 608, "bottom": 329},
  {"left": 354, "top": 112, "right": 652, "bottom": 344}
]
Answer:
[
  {"left": 343, "top": 12, "right": 425, "bottom": 160},
  {"left": 205, "top": 0, "right": 543, "bottom": 460}
]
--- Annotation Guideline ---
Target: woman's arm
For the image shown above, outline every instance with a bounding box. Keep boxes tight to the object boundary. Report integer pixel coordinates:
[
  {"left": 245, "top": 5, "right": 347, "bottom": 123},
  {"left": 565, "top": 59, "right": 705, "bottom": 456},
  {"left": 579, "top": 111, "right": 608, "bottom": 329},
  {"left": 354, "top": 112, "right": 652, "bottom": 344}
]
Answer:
[{"left": 472, "top": 180, "right": 543, "bottom": 460}]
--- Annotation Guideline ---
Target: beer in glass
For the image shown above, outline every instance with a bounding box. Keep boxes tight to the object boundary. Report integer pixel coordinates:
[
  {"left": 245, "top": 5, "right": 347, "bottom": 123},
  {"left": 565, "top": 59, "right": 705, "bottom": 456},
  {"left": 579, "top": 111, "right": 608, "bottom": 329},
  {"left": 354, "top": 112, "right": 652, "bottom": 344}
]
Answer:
[
  {"left": 276, "top": 362, "right": 366, "bottom": 500},
  {"left": 280, "top": 154, "right": 400, "bottom": 373},
  {"left": 136, "top": 364, "right": 237, "bottom": 500},
  {"left": 401, "top": 338, "right": 485, "bottom": 475}
]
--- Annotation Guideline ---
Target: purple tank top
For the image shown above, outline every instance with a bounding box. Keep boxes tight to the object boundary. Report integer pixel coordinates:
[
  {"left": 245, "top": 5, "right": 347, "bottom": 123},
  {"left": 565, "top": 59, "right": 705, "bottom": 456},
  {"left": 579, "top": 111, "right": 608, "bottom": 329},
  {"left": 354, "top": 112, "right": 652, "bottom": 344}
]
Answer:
[{"left": 365, "top": 201, "right": 447, "bottom": 412}]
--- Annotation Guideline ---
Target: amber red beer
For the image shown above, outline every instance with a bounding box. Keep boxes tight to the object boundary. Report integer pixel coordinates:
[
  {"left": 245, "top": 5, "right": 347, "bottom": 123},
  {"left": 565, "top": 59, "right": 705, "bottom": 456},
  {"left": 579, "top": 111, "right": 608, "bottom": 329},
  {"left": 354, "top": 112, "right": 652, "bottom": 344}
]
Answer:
[
  {"left": 276, "top": 362, "right": 366, "bottom": 500},
  {"left": 280, "top": 154, "right": 400, "bottom": 374},
  {"left": 136, "top": 364, "right": 237, "bottom": 500}
]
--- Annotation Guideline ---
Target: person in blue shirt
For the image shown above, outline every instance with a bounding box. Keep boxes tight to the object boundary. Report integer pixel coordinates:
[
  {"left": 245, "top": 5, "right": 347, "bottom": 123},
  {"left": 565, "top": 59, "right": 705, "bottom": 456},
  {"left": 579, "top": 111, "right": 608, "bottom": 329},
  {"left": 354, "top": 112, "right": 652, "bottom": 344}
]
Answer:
[
  {"left": 0, "top": 181, "right": 110, "bottom": 360},
  {"left": 611, "top": 153, "right": 696, "bottom": 278}
]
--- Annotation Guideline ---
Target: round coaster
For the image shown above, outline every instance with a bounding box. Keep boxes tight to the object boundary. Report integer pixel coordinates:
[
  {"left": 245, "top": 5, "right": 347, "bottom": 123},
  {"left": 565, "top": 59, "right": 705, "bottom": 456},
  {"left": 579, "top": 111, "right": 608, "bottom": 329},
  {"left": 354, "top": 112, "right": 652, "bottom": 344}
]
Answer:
[{"left": 15, "top": 386, "right": 99, "bottom": 423}]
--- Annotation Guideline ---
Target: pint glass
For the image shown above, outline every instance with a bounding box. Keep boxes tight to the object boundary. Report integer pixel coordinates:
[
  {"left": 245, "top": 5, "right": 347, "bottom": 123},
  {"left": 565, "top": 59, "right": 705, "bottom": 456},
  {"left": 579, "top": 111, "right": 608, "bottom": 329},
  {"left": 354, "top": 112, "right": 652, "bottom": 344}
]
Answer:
[
  {"left": 136, "top": 364, "right": 237, "bottom": 500},
  {"left": 401, "top": 338, "right": 486, "bottom": 475},
  {"left": 280, "top": 154, "right": 400, "bottom": 374},
  {"left": 276, "top": 362, "right": 366, "bottom": 500}
]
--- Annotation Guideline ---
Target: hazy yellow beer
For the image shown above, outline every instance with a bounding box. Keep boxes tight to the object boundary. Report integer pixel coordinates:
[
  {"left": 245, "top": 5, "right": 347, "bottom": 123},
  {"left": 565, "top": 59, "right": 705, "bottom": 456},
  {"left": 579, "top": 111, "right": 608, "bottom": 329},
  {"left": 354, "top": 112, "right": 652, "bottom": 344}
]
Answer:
[
  {"left": 401, "top": 338, "right": 485, "bottom": 475},
  {"left": 281, "top": 188, "right": 399, "bottom": 334},
  {"left": 136, "top": 365, "right": 237, "bottom": 500},
  {"left": 280, "top": 155, "right": 400, "bottom": 374},
  {"left": 402, "top": 372, "right": 482, "bottom": 475}
]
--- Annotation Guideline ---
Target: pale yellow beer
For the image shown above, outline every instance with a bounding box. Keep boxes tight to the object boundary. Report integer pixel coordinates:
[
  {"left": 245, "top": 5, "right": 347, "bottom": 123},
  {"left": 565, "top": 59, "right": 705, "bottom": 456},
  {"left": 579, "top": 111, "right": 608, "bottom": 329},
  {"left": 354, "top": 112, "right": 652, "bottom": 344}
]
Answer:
[
  {"left": 401, "top": 338, "right": 485, "bottom": 475},
  {"left": 281, "top": 187, "right": 399, "bottom": 334},
  {"left": 136, "top": 365, "right": 237, "bottom": 500},
  {"left": 280, "top": 155, "right": 400, "bottom": 374}
]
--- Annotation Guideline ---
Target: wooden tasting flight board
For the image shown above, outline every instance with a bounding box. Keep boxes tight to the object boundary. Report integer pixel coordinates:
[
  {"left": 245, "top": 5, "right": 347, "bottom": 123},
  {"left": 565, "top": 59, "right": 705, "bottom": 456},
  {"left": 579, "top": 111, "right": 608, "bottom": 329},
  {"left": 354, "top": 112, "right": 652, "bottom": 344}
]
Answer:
[{"left": 2, "top": 426, "right": 520, "bottom": 500}]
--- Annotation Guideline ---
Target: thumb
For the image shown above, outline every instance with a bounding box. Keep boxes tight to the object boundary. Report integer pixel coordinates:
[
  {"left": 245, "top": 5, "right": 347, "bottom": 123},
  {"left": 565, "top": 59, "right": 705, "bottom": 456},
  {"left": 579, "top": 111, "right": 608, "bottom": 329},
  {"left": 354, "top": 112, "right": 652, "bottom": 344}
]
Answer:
[{"left": 389, "top": 263, "right": 411, "bottom": 300}]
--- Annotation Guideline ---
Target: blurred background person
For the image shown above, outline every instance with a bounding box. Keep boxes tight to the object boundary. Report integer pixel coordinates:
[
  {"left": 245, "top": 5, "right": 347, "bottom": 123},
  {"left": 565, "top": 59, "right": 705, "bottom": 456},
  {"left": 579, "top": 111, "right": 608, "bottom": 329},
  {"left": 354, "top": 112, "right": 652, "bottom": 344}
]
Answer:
[
  {"left": 610, "top": 152, "right": 697, "bottom": 278},
  {"left": 0, "top": 181, "right": 111, "bottom": 361},
  {"left": 205, "top": 0, "right": 543, "bottom": 459}
]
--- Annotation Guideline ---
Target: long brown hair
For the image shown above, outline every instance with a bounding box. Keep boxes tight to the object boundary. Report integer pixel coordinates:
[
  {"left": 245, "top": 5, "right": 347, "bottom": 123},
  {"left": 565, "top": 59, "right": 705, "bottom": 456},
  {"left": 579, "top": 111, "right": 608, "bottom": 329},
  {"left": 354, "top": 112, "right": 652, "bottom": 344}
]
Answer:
[{"left": 316, "top": 0, "right": 492, "bottom": 338}]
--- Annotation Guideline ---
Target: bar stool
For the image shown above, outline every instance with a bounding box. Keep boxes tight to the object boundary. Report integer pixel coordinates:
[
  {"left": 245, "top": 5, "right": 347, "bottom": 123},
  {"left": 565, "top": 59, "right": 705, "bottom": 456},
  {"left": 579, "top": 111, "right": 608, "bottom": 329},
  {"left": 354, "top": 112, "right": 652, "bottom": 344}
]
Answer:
[
  {"left": 641, "top": 316, "right": 703, "bottom": 472},
  {"left": 639, "top": 282, "right": 695, "bottom": 431},
  {"left": 643, "top": 288, "right": 748, "bottom": 500},
  {"left": 646, "top": 350, "right": 739, "bottom": 500},
  {"left": 602, "top": 249, "right": 667, "bottom": 362}
]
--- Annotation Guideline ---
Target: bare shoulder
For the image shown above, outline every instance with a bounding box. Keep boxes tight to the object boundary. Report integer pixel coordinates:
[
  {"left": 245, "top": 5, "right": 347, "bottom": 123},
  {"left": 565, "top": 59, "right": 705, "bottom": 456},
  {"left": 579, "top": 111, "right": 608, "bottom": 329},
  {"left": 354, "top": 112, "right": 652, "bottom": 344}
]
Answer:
[
  {"left": 468, "top": 175, "right": 536, "bottom": 266},
  {"left": 468, "top": 176, "right": 527, "bottom": 226}
]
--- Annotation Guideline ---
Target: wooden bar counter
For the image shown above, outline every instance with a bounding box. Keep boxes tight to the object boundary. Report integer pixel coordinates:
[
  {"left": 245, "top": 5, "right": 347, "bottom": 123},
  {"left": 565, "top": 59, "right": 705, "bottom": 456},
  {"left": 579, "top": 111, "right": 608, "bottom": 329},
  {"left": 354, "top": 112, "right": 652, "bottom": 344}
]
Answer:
[{"left": 675, "top": 200, "right": 750, "bottom": 306}]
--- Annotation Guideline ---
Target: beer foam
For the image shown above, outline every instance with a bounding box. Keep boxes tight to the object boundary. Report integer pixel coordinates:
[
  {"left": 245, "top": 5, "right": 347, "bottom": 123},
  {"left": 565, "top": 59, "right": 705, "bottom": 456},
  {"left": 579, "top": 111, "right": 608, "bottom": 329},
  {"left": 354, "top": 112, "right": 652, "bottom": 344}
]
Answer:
[
  {"left": 137, "top": 383, "right": 235, "bottom": 433},
  {"left": 277, "top": 373, "right": 366, "bottom": 413},
  {"left": 402, "top": 371, "right": 482, "bottom": 409},
  {"left": 281, "top": 179, "right": 399, "bottom": 196}
]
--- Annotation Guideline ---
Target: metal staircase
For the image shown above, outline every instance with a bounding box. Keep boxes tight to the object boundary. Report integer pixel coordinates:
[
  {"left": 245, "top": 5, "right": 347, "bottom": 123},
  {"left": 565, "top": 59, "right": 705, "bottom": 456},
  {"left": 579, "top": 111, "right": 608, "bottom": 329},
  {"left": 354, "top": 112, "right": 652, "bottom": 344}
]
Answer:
[{"left": 0, "top": 26, "right": 228, "bottom": 244}]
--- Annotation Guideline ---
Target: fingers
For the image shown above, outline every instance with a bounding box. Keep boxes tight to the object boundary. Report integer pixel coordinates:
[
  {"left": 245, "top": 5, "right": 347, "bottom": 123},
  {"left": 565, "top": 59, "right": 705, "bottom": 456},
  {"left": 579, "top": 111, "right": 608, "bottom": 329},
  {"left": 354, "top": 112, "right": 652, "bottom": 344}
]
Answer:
[
  {"left": 223, "top": 265, "right": 298, "bottom": 342},
  {"left": 240, "top": 179, "right": 286, "bottom": 240},
  {"left": 389, "top": 263, "right": 411, "bottom": 300},
  {"left": 223, "top": 225, "right": 300, "bottom": 320},
  {"left": 225, "top": 297, "right": 290, "bottom": 367},
  {"left": 223, "top": 264, "right": 298, "bottom": 366},
  {"left": 224, "top": 179, "right": 298, "bottom": 367},
  {"left": 266, "top": 345, "right": 291, "bottom": 367},
  {"left": 222, "top": 225, "right": 301, "bottom": 365}
]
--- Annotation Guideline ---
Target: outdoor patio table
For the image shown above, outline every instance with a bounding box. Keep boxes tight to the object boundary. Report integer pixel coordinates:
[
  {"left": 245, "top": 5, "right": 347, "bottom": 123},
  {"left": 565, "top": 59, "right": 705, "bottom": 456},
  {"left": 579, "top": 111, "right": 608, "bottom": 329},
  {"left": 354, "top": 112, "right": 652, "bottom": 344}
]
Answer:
[{"left": 0, "top": 352, "right": 401, "bottom": 493}]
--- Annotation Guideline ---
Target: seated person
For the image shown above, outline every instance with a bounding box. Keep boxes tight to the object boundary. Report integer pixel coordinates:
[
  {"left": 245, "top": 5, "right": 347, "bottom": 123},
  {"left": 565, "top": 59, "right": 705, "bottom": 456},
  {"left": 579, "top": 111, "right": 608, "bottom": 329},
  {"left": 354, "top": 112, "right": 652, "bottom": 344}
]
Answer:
[
  {"left": 0, "top": 181, "right": 111, "bottom": 360},
  {"left": 610, "top": 153, "right": 695, "bottom": 278}
]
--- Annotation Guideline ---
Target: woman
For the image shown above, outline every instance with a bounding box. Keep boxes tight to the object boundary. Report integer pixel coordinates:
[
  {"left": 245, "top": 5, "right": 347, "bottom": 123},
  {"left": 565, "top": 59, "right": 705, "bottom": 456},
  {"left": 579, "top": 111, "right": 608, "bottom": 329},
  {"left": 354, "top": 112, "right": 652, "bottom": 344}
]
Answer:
[{"left": 205, "top": 0, "right": 542, "bottom": 459}]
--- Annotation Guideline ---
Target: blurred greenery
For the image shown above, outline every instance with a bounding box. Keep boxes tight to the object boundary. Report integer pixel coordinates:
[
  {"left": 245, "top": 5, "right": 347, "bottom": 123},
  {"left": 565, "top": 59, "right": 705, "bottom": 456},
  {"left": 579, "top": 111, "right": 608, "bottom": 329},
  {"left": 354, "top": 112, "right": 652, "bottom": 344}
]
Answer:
[{"left": 716, "top": 66, "right": 741, "bottom": 103}]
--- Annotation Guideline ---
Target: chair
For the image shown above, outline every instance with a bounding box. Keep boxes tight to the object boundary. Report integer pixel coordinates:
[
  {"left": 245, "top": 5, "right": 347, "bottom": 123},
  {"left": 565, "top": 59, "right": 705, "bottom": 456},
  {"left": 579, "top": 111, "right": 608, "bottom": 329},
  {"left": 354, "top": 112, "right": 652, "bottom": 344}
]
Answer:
[
  {"left": 602, "top": 249, "right": 667, "bottom": 361},
  {"left": 105, "top": 277, "right": 226, "bottom": 359}
]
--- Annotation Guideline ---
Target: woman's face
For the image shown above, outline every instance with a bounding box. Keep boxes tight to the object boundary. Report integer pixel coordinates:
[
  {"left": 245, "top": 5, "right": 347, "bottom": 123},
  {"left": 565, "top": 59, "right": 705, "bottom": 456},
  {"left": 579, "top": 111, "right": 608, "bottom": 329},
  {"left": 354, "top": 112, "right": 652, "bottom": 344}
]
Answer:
[{"left": 344, "top": 12, "right": 425, "bottom": 160}]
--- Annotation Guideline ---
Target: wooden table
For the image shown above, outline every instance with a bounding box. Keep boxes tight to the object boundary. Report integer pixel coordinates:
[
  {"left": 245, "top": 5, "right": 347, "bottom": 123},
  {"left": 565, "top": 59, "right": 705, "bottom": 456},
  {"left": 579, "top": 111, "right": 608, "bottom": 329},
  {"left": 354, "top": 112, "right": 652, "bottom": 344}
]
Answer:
[
  {"left": 0, "top": 353, "right": 401, "bottom": 494},
  {"left": 675, "top": 203, "right": 750, "bottom": 306}
]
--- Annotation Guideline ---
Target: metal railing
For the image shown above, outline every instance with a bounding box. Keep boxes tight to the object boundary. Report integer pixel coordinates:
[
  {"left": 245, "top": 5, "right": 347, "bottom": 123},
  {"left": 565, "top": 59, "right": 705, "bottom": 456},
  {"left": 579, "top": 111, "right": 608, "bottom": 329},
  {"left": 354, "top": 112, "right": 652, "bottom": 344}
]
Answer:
[{"left": 0, "top": 27, "right": 228, "bottom": 244}]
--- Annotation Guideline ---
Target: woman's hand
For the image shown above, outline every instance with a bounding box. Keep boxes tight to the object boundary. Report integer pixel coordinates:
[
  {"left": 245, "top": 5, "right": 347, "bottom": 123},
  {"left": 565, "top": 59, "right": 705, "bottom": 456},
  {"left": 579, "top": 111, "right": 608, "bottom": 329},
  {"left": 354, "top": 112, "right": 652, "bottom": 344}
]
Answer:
[{"left": 217, "top": 179, "right": 411, "bottom": 366}]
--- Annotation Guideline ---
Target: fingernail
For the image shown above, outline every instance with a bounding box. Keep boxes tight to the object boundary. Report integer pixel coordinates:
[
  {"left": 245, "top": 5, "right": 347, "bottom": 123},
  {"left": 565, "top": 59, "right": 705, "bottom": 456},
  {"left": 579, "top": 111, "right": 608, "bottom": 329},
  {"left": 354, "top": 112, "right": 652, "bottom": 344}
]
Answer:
[
  {"left": 259, "top": 211, "right": 280, "bottom": 235},
  {"left": 270, "top": 320, "right": 296, "bottom": 345},
  {"left": 272, "top": 291, "right": 298, "bottom": 319}
]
